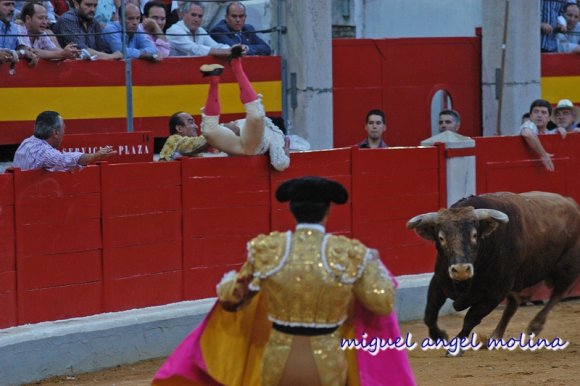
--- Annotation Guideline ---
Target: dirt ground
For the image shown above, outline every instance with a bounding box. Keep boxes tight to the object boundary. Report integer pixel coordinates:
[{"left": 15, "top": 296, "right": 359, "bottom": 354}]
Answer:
[{"left": 27, "top": 299, "right": 580, "bottom": 386}]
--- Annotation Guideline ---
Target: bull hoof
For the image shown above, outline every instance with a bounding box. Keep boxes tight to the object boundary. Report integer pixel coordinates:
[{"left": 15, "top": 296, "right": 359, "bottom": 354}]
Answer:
[
  {"left": 526, "top": 321, "right": 544, "bottom": 336},
  {"left": 446, "top": 349, "right": 465, "bottom": 357}
]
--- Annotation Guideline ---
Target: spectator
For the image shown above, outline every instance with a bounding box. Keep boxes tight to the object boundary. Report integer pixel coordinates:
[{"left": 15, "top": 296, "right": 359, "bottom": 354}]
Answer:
[
  {"left": 438, "top": 109, "right": 461, "bottom": 133},
  {"left": 210, "top": 1, "right": 271, "bottom": 56},
  {"left": 54, "top": 0, "right": 123, "bottom": 60},
  {"left": 1, "top": 0, "right": 38, "bottom": 64},
  {"left": 13, "top": 111, "right": 116, "bottom": 172},
  {"left": 94, "top": 0, "right": 119, "bottom": 28},
  {"left": 199, "top": 47, "right": 290, "bottom": 171},
  {"left": 102, "top": 3, "right": 158, "bottom": 60},
  {"left": 158, "top": 111, "right": 209, "bottom": 161},
  {"left": 357, "top": 109, "right": 388, "bottom": 148},
  {"left": 166, "top": 1, "right": 234, "bottom": 57},
  {"left": 520, "top": 99, "right": 565, "bottom": 172},
  {"left": 541, "top": 0, "right": 563, "bottom": 52},
  {"left": 552, "top": 98, "right": 580, "bottom": 133},
  {"left": 522, "top": 112, "right": 531, "bottom": 124},
  {"left": 17, "top": 1, "right": 81, "bottom": 61},
  {"left": 556, "top": 2, "right": 580, "bottom": 52},
  {"left": 142, "top": 0, "right": 169, "bottom": 58},
  {"left": 13, "top": 1, "right": 57, "bottom": 25}
]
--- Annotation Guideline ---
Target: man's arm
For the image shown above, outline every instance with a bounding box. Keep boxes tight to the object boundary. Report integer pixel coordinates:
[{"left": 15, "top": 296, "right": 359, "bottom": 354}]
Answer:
[
  {"left": 78, "top": 146, "right": 117, "bottom": 166},
  {"left": 521, "top": 127, "right": 554, "bottom": 171},
  {"left": 244, "top": 25, "right": 271, "bottom": 56},
  {"left": 209, "top": 23, "right": 238, "bottom": 46}
]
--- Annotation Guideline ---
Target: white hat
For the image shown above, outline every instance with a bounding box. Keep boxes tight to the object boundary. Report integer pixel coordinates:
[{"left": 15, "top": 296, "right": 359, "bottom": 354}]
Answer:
[{"left": 552, "top": 99, "right": 579, "bottom": 119}]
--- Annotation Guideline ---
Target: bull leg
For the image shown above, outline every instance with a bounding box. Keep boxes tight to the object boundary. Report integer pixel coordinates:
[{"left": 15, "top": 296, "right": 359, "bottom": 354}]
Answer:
[
  {"left": 424, "top": 278, "right": 449, "bottom": 340},
  {"left": 456, "top": 297, "right": 502, "bottom": 340},
  {"left": 527, "top": 291, "right": 562, "bottom": 335},
  {"left": 489, "top": 292, "right": 521, "bottom": 340}
]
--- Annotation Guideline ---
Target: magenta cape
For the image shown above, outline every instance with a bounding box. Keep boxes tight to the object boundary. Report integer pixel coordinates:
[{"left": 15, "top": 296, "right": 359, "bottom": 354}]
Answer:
[{"left": 153, "top": 295, "right": 415, "bottom": 386}]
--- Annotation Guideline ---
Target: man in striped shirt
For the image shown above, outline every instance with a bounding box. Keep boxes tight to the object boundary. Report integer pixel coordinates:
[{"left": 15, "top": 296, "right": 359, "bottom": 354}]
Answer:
[{"left": 13, "top": 111, "right": 116, "bottom": 172}]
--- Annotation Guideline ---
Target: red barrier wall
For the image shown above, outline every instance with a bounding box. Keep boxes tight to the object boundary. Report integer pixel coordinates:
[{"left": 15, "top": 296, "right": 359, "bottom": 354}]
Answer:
[
  {"left": 333, "top": 37, "right": 482, "bottom": 148},
  {"left": 59, "top": 132, "right": 154, "bottom": 163},
  {"left": 11, "top": 167, "right": 103, "bottom": 324},
  {"left": 475, "top": 133, "right": 580, "bottom": 203},
  {"left": 0, "top": 174, "right": 15, "bottom": 328}
]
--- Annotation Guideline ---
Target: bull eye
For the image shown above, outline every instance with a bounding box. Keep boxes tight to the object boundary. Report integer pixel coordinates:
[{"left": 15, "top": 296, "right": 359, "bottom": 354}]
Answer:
[
  {"left": 471, "top": 229, "right": 478, "bottom": 242},
  {"left": 437, "top": 232, "right": 445, "bottom": 244}
]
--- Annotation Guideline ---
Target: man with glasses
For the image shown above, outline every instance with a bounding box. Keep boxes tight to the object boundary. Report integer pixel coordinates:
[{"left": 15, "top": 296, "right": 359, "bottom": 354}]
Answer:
[
  {"left": 210, "top": 1, "right": 271, "bottom": 56},
  {"left": 553, "top": 99, "right": 580, "bottom": 134},
  {"left": 167, "top": 1, "right": 235, "bottom": 57}
]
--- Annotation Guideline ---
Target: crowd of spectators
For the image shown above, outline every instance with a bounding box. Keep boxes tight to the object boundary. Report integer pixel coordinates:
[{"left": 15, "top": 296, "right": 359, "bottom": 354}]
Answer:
[{"left": 1, "top": 0, "right": 272, "bottom": 64}]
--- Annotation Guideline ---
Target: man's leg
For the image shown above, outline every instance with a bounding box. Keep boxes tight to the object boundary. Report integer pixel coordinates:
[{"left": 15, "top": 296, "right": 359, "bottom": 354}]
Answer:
[
  {"left": 200, "top": 64, "right": 245, "bottom": 155},
  {"left": 230, "top": 55, "right": 265, "bottom": 155}
]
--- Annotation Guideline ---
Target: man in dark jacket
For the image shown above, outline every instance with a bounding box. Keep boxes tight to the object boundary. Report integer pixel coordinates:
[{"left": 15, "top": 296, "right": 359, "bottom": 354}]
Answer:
[{"left": 210, "top": 1, "right": 271, "bottom": 56}]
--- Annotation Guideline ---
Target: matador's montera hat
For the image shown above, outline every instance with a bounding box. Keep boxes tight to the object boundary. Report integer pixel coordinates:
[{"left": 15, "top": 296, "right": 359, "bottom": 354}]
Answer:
[{"left": 275, "top": 176, "right": 348, "bottom": 204}]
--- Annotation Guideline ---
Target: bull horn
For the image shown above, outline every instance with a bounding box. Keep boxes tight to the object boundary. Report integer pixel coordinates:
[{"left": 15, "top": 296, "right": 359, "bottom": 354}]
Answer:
[
  {"left": 407, "top": 212, "right": 439, "bottom": 229},
  {"left": 474, "top": 209, "right": 509, "bottom": 223}
]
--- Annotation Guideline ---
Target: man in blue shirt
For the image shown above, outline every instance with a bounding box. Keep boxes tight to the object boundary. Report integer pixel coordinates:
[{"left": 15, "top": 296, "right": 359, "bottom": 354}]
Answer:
[
  {"left": 210, "top": 1, "right": 271, "bottom": 56},
  {"left": 103, "top": 3, "right": 158, "bottom": 60}
]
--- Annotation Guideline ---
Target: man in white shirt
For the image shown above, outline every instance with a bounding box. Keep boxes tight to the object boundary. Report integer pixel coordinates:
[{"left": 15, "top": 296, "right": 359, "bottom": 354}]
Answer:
[{"left": 167, "top": 1, "right": 236, "bottom": 57}]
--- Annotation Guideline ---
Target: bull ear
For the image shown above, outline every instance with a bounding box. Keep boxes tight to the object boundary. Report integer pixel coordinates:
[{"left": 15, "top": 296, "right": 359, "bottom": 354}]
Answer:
[
  {"left": 474, "top": 209, "right": 509, "bottom": 238},
  {"left": 407, "top": 212, "right": 439, "bottom": 241}
]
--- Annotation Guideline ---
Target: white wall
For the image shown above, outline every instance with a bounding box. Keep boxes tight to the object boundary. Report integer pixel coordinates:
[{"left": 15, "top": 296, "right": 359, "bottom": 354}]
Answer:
[{"left": 355, "top": 0, "right": 482, "bottom": 38}]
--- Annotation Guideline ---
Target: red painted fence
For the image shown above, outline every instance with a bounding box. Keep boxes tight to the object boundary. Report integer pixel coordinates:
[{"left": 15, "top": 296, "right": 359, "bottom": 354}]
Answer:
[{"left": 2, "top": 133, "right": 580, "bottom": 328}]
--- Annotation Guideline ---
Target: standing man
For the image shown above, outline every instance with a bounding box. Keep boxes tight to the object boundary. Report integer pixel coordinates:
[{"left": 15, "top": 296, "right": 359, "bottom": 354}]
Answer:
[
  {"left": 357, "top": 109, "right": 388, "bottom": 148},
  {"left": 520, "top": 99, "right": 565, "bottom": 172},
  {"left": 13, "top": 111, "right": 116, "bottom": 172},
  {"left": 210, "top": 1, "right": 271, "bottom": 56},
  {"left": 553, "top": 99, "right": 579, "bottom": 134},
  {"left": 102, "top": 3, "right": 158, "bottom": 60},
  {"left": 438, "top": 109, "right": 461, "bottom": 133},
  {"left": 153, "top": 176, "right": 415, "bottom": 386},
  {"left": 166, "top": 1, "right": 234, "bottom": 57},
  {"left": 54, "top": 0, "right": 123, "bottom": 60}
]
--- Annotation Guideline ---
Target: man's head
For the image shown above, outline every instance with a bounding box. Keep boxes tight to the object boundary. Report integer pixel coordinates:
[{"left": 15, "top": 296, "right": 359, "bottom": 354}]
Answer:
[
  {"left": 225, "top": 1, "right": 246, "bottom": 32},
  {"left": 144, "top": 0, "right": 166, "bottom": 30},
  {"left": 0, "top": 1, "right": 15, "bottom": 22},
  {"left": 122, "top": 3, "right": 141, "bottom": 34},
  {"left": 74, "top": 0, "right": 98, "bottom": 21},
  {"left": 276, "top": 176, "right": 348, "bottom": 224},
  {"left": 365, "top": 109, "right": 386, "bottom": 141},
  {"left": 529, "top": 99, "right": 552, "bottom": 130},
  {"left": 169, "top": 112, "right": 198, "bottom": 136},
  {"left": 180, "top": 1, "right": 204, "bottom": 33},
  {"left": 563, "top": 3, "right": 580, "bottom": 31},
  {"left": 553, "top": 99, "right": 577, "bottom": 130},
  {"left": 21, "top": 2, "right": 49, "bottom": 34},
  {"left": 34, "top": 111, "right": 65, "bottom": 148},
  {"left": 438, "top": 109, "right": 461, "bottom": 133}
]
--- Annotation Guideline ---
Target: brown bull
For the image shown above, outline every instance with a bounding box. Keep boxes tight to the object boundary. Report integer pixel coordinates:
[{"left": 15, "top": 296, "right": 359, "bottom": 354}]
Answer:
[{"left": 407, "top": 191, "right": 580, "bottom": 345}]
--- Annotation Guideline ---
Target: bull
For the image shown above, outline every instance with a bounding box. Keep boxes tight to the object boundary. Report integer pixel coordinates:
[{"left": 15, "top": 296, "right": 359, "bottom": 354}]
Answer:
[{"left": 407, "top": 191, "right": 580, "bottom": 346}]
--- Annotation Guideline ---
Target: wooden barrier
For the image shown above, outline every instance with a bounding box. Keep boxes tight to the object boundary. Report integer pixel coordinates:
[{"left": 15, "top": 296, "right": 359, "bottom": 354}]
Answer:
[
  {"left": 59, "top": 132, "right": 154, "bottom": 163},
  {"left": 2, "top": 133, "right": 580, "bottom": 328}
]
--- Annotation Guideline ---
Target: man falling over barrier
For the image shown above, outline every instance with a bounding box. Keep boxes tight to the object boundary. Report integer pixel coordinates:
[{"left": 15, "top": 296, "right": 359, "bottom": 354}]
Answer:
[{"left": 199, "top": 46, "right": 290, "bottom": 171}]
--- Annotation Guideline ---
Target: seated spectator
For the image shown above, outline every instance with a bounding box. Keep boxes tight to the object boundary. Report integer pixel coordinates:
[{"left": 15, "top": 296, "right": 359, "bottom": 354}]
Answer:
[
  {"left": 556, "top": 2, "right": 580, "bottom": 52},
  {"left": 54, "top": 0, "right": 122, "bottom": 60},
  {"left": 13, "top": 1, "right": 56, "bottom": 25},
  {"left": 552, "top": 98, "right": 580, "bottom": 133},
  {"left": 520, "top": 99, "right": 566, "bottom": 172},
  {"left": 1, "top": 0, "right": 38, "bottom": 64},
  {"left": 357, "top": 109, "right": 388, "bottom": 148},
  {"left": 210, "top": 1, "right": 271, "bottom": 56},
  {"left": 159, "top": 111, "right": 209, "bottom": 161},
  {"left": 142, "top": 0, "right": 169, "bottom": 58},
  {"left": 102, "top": 3, "right": 158, "bottom": 60},
  {"left": 13, "top": 111, "right": 116, "bottom": 172},
  {"left": 17, "top": 2, "right": 81, "bottom": 61},
  {"left": 438, "top": 109, "right": 461, "bottom": 133},
  {"left": 166, "top": 1, "right": 234, "bottom": 57}
]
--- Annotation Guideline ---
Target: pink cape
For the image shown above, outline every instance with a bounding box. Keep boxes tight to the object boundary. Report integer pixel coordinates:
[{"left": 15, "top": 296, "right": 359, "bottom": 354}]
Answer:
[{"left": 153, "top": 288, "right": 415, "bottom": 386}]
